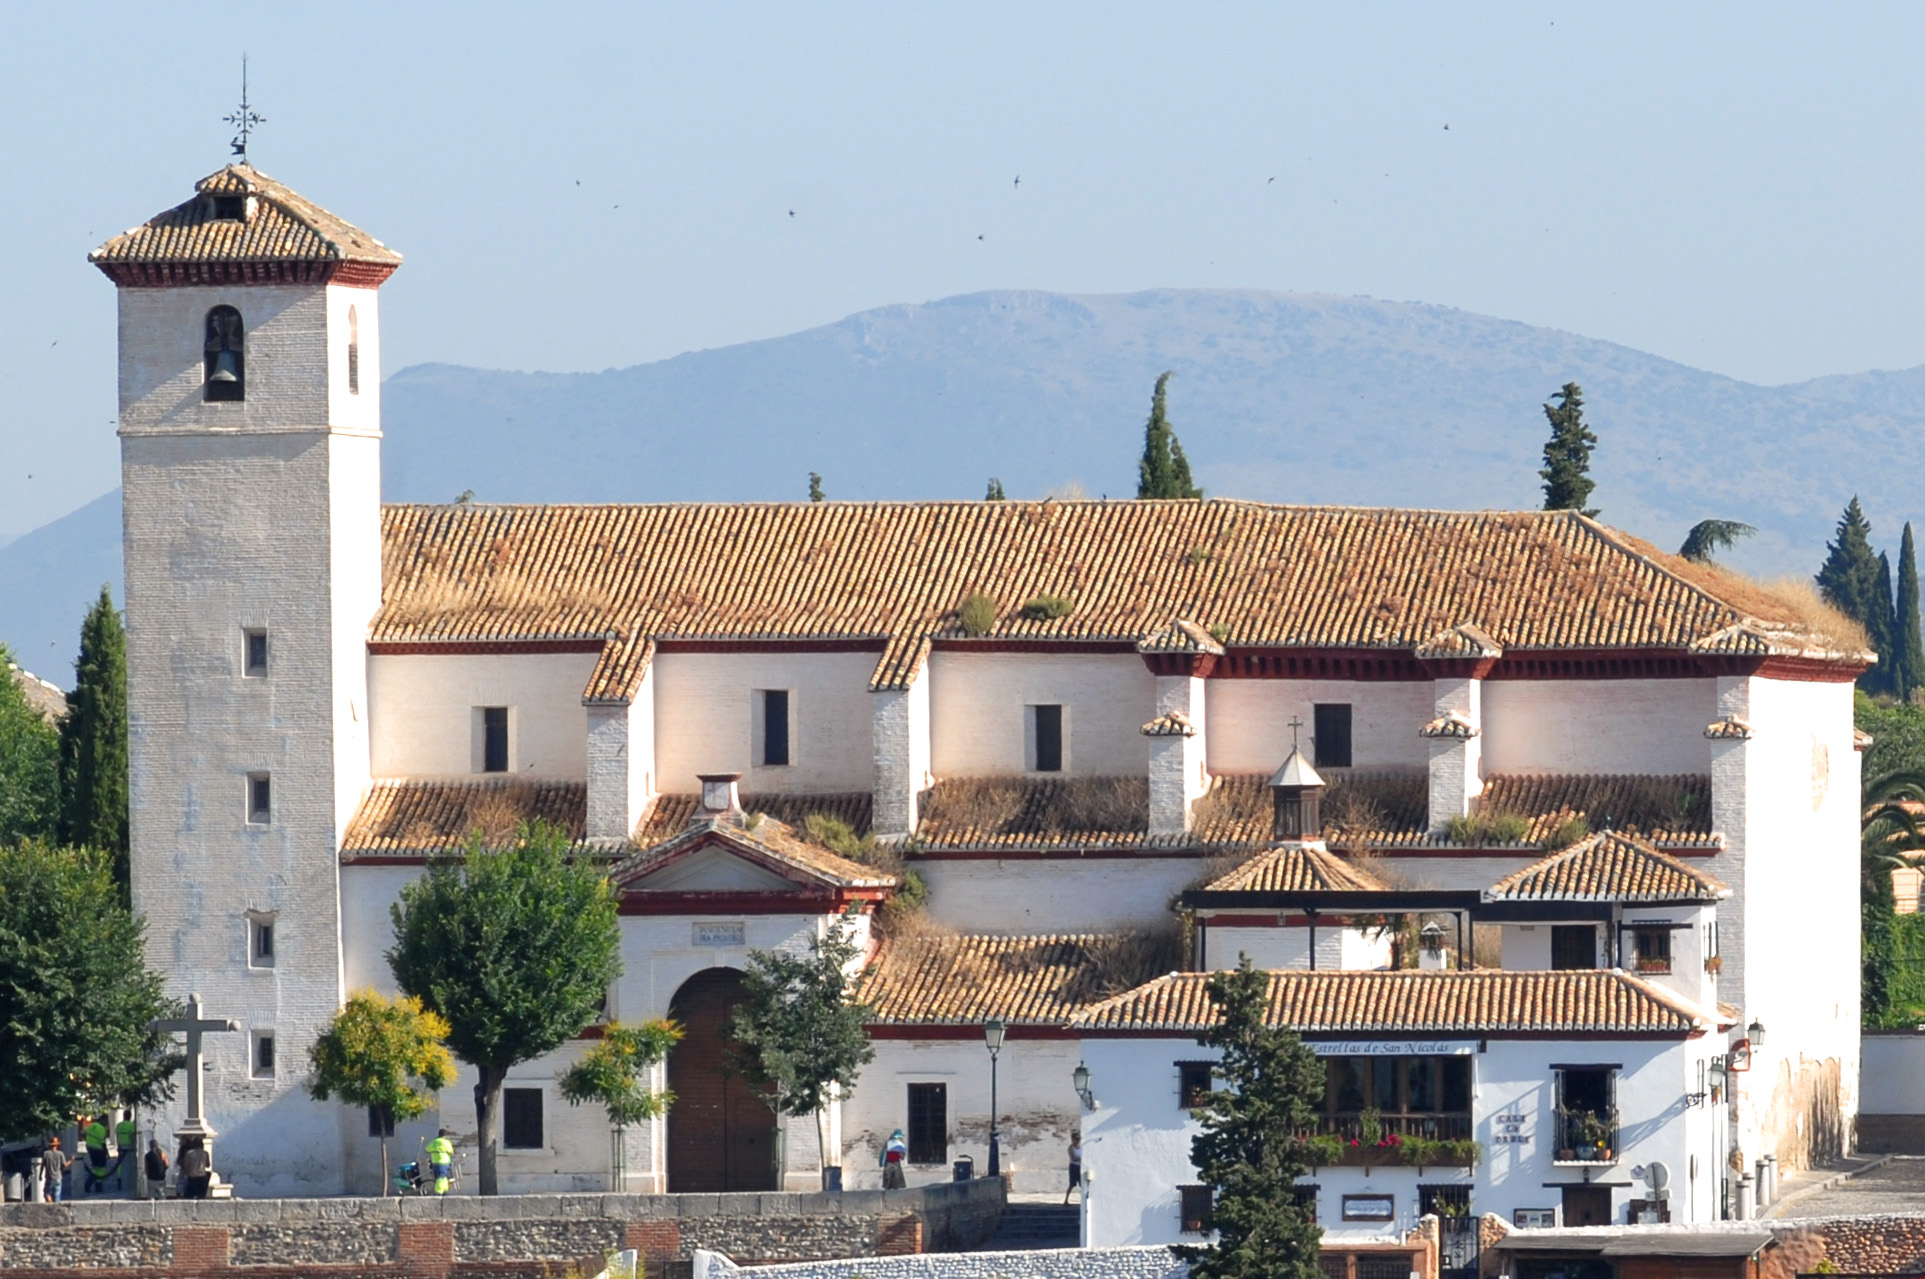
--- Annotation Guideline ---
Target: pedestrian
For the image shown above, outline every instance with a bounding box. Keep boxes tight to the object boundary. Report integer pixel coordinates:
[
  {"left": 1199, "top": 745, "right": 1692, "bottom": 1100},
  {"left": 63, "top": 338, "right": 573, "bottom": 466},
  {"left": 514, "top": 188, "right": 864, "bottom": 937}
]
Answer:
[
  {"left": 41, "top": 1138, "right": 70, "bottom": 1203},
  {"left": 178, "top": 1137, "right": 211, "bottom": 1200},
  {"left": 82, "top": 1114, "right": 112, "bottom": 1193},
  {"left": 1064, "top": 1132, "right": 1082, "bottom": 1205},
  {"left": 144, "top": 1139, "right": 169, "bottom": 1200},
  {"left": 879, "top": 1128, "right": 908, "bottom": 1189},
  {"left": 116, "top": 1111, "right": 138, "bottom": 1191},
  {"left": 425, "top": 1129, "right": 455, "bottom": 1196}
]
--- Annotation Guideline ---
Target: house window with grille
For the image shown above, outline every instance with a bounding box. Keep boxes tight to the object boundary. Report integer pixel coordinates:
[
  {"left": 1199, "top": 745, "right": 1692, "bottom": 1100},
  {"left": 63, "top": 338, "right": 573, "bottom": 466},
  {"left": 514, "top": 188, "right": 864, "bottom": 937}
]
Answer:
[
  {"left": 1633, "top": 927, "right": 1672, "bottom": 975},
  {"left": 1179, "top": 1184, "right": 1213, "bottom": 1233},
  {"left": 1178, "top": 1061, "right": 1213, "bottom": 1109},
  {"left": 906, "top": 1083, "right": 947, "bottom": 1164},
  {"left": 1551, "top": 925, "right": 1597, "bottom": 970},
  {"left": 1291, "top": 1184, "right": 1319, "bottom": 1222},
  {"left": 503, "top": 1088, "right": 544, "bottom": 1149},
  {"left": 1313, "top": 703, "right": 1353, "bottom": 768},
  {"left": 252, "top": 1031, "right": 275, "bottom": 1079}
]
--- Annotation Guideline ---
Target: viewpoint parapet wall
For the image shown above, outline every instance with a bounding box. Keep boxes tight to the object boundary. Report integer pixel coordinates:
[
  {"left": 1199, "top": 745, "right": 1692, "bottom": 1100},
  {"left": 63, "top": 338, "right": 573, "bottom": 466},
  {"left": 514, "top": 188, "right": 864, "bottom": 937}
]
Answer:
[{"left": 0, "top": 1181, "right": 1004, "bottom": 1278}]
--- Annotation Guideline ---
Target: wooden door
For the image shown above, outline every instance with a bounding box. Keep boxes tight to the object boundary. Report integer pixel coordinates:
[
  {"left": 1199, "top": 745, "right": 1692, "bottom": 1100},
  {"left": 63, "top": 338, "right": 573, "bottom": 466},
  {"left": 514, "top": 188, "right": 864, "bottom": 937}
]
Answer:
[
  {"left": 1561, "top": 1185, "right": 1613, "bottom": 1227},
  {"left": 667, "top": 968, "right": 777, "bottom": 1192}
]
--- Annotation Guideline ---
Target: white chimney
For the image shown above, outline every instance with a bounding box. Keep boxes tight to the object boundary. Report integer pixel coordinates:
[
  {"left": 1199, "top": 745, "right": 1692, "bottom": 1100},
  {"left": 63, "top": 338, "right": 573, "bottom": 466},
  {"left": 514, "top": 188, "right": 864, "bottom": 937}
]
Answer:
[{"left": 698, "top": 772, "right": 743, "bottom": 816}]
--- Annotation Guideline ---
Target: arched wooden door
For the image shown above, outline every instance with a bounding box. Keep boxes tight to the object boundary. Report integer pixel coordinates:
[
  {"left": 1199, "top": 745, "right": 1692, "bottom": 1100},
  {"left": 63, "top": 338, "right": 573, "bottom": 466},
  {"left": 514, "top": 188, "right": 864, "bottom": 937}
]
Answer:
[{"left": 666, "top": 967, "right": 777, "bottom": 1192}]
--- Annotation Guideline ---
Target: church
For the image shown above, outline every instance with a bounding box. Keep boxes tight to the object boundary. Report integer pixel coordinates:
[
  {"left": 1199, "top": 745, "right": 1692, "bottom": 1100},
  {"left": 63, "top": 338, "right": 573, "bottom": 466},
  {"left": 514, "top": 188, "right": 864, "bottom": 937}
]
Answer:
[{"left": 96, "top": 164, "right": 1863, "bottom": 1235}]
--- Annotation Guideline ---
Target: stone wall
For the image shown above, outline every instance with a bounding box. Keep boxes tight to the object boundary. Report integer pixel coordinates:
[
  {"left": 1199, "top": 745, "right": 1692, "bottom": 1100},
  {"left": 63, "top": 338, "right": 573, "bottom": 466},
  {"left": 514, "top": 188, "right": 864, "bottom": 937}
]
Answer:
[
  {"left": 693, "top": 1244, "right": 1189, "bottom": 1279},
  {"left": 0, "top": 1180, "right": 1003, "bottom": 1278}
]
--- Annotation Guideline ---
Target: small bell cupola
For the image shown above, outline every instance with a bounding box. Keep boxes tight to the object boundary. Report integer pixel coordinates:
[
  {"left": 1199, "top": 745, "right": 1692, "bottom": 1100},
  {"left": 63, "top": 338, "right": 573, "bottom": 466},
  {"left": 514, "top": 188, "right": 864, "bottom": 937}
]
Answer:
[{"left": 1269, "top": 744, "right": 1326, "bottom": 842}]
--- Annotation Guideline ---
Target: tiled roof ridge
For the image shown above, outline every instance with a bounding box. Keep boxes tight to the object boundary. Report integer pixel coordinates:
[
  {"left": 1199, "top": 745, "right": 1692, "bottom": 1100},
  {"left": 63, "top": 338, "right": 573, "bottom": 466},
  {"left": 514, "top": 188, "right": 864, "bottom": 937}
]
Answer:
[
  {"left": 1484, "top": 829, "right": 1730, "bottom": 902},
  {"left": 1204, "top": 843, "right": 1391, "bottom": 893},
  {"left": 612, "top": 810, "right": 896, "bottom": 889},
  {"left": 92, "top": 164, "right": 401, "bottom": 270}
]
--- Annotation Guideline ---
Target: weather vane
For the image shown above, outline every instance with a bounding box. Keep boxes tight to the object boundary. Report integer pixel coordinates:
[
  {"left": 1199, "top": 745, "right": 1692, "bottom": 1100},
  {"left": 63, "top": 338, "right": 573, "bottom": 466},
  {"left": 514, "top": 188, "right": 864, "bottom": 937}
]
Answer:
[{"left": 224, "top": 56, "right": 265, "bottom": 162}]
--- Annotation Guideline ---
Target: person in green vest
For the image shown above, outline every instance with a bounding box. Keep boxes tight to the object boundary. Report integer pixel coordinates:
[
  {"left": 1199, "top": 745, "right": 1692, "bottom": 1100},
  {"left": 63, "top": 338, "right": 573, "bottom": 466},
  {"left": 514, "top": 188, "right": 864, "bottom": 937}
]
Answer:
[
  {"left": 425, "top": 1130, "right": 455, "bottom": 1196},
  {"left": 115, "top": 1112, "right": 138, "bottom": 1192},
  {"left": 81, "top": 1115, "right": 111, "bottom": 1193}
]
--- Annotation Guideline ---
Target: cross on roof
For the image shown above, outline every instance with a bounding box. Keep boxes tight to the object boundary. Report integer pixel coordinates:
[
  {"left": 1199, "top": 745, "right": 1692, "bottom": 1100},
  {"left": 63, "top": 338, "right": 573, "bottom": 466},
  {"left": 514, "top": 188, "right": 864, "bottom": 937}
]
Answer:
[
  {"left": 224, "top": 56, "right": 266, "bottom": 162},
  {"left": 152, "top": 993, "right": 240, "bottom": 1133},
  {"left": 1288, "top": 716, "right": 1305, "bottom": 752}
]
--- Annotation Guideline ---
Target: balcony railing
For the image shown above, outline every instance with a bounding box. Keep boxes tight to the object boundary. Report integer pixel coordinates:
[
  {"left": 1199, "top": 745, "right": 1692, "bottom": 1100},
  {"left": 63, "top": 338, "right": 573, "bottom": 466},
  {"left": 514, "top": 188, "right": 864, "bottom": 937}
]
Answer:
[
  {"left": 1553, "top": 1107, "right": 1619, "bottom": 1162},
  {"left": 1301, "top": 1113, "right": 1478, "bottom": 1168}
]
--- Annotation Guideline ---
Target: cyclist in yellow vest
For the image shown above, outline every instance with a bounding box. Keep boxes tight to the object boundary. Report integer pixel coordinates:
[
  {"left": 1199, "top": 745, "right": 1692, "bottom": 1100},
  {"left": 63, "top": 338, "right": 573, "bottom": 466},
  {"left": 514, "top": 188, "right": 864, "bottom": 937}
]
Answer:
[{"left": 425, "top": 1130, "right": 455, "bottom": 1196}]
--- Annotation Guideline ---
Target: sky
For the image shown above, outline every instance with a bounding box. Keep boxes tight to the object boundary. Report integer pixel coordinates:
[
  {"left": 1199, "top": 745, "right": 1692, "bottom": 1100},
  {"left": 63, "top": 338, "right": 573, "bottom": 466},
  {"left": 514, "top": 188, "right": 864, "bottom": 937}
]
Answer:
[{"left": 5, "top": 3, "right": 1925, "bottom": 540}]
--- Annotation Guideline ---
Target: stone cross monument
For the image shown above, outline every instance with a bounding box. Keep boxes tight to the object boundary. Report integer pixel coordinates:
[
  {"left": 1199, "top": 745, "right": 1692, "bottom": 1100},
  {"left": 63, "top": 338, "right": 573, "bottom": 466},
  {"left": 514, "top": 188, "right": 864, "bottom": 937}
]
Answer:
[{"left": 152, "top": 994, "right": 240, "bottom": 1156}]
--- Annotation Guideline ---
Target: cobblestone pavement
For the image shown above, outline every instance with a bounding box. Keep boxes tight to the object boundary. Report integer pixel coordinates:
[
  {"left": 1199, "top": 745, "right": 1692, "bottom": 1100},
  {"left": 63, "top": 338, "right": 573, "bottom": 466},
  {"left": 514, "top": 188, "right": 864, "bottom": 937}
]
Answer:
[{"left": 1776, "top": 1156, "right": 1925, "bottom": 1216}]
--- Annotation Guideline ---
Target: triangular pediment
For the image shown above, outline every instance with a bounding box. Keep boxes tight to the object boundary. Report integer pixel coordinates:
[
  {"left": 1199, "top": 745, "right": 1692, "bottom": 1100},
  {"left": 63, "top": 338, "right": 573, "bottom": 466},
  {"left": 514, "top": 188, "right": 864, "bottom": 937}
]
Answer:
[{"left": 629, "top": 844, "right": 805, "bottom": 893}]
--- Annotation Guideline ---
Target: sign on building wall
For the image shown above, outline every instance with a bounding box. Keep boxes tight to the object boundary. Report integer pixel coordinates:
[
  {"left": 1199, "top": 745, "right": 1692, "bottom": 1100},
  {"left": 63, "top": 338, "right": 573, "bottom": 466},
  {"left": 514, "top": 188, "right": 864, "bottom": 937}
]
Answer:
[
  {"left": 1308, "top": 1040, "right": 1479, "bottom": 1056},
  {"left": 693, "top": 922, "right": 747, "bottom": 947},
  {"left": 1493, "top": 1111, "right": 1531, "bottom": 1146}
]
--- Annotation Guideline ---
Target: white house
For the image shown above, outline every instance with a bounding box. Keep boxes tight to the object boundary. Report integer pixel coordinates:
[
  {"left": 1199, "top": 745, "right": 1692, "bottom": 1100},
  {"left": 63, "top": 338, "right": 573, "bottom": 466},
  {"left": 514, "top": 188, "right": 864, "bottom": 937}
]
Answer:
[{"left": 96, "top": 163, "right": 1863, "bottom": 1203}]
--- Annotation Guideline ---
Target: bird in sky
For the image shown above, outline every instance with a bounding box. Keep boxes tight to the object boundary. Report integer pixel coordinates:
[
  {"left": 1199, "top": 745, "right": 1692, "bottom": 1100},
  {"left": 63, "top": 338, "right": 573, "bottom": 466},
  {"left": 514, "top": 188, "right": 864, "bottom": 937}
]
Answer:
[
  {"left": 977, "top": 234, "right": 985, "bottom": 241},
  {"left": 788, "top": 209, "right": 796, "bottom": 218},
  {"left": 1014, "top": 175, "right": 1021, "bottom": 188},
  {"left": 1443, "top": 123, "right": 1450, "bottom": 130},
  {"left": 1267, "top": 176, "right": 1276, "bottom": 183}
]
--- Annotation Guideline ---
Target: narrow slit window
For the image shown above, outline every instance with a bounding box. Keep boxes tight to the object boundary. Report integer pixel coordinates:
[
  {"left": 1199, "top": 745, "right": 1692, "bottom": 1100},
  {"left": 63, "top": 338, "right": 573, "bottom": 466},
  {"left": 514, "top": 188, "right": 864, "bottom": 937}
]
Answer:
[
  {"left": 1313, "top": 703, "right": 1353, "bottom": 768},
  {"left": 482, "top": 707, "right": 509, "bottom": 774},
  {"left": 347, "top": 306, "right": 360, "bottom": 395},
  {"left": 244, "top": 628, "right": 268, "bottom": 676},
  {"left": 252, "top": 1031, "right": 276, "bottom": 1079},
  {"left": 760, "top": 689, "right": 791, "bottom": 767},
  {"left": 204, "top": 306, "right": 245, "bottom": 402},
  {"left": 247, "top": 773, "right": 271, "bottom": 825},
  {"left": 248, "top": 916, "right": 275, "bottom": 968},
  {"left": 1030, "top": 704, "right": 1064, "bottom": 772}
]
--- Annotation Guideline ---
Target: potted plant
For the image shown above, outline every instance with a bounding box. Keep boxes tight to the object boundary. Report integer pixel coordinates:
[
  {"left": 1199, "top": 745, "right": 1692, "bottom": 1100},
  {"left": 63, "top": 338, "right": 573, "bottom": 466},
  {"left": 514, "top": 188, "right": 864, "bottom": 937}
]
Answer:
[
  {"left": 1705, "top": 955, "right": 1723, "bottom": 975},
  {"left": 1443, "top": 1138, "right": 1482, "bottom": 1167},
  {"left": 1401, "top": 1136, "right": 1441, "bottom": 1170},
  {"left": 1303, "top": 1134, "right": 1345, "bottom": 1169}
]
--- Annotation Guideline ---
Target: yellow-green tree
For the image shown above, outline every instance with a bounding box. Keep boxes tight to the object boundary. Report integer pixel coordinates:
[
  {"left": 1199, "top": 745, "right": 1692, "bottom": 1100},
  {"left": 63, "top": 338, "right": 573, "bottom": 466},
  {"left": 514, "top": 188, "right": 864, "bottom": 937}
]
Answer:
[
  {"left": 559, "top": 1020, "right": 682, "bottom": 1189},
  {"left": 308, "top": 991, "right": 455, "bottom": 1193}
]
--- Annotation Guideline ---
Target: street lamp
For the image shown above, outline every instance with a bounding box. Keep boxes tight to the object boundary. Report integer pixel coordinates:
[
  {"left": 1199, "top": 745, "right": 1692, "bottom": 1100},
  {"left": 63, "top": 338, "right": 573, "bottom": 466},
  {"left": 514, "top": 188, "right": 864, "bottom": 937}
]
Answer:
[
  {"left": 1073, "top": 1061, "right": 1096, "bottom": 1111},
  {"left": 984, "top": 1017, "right": 1007, "bottom": 1177},
  {"left": 1746, "top": 1019, "right": 1767, "bottom": 1049}
]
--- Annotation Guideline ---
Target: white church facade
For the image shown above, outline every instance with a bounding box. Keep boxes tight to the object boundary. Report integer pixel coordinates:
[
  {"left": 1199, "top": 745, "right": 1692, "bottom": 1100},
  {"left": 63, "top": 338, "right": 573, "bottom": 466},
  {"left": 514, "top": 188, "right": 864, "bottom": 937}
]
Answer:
[{"left": 96, "top": 166, "right": 1863, "bottom": 1224}]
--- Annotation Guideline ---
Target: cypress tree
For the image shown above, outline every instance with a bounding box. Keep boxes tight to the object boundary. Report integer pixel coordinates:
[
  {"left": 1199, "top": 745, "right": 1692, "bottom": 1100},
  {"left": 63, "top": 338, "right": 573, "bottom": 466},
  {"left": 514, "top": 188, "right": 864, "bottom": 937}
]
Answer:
[
  {"left": 1538, "top": 382, "right": 1599, "bottom": 516},
  {"left": 1876, "top": 552, "right": 1898, "bottom": 695},
  {"left": 60, "top": 586, "right": 129, "bottom": 898},
  {"left": 1817, "top": 498, "right": 1889, "bottom": 690},
  {"left": 1137, "top": 371, "right": 1203, "bottom": 499},
  {"left": 1898, "top": 524, "right": 1925, "bottom": 704}
]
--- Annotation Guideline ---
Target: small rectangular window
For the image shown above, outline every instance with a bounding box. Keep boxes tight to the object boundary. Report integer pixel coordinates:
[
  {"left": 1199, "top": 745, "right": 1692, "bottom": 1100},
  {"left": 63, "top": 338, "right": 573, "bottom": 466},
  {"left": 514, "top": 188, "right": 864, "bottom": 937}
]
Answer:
[
  {"left": 252, "top": 1031, "right": 275, "bottom": 1079},
  {"left": 1178, "top": 1061, "right": 1213, "bottom": 1109},
  {"left": 213, "top": 195, "right": 245, "bottom": 220},
  {"left": 1179, "top": 1184, "right": 1213, "bottom": 1233},
  {"left": 369, "top": 1105, "right": 395, "bottom": 1138},
  {"left": 247, "top": 773, "right": 271, "bottom": 825},
  {"left": 244, "top": 628, "right": 268, "bottom": 676},
  {"left": 1291, "top": 1184, "right": 1320, "bottom": 1222},
  {"left": 1634, "top": 927, "right": 1673, "bottom": 974},
  {"left": 1313, "top": 703, "right": 1353, "bottom": 768},
  {"left": 248, "top": 917, "right": 275, "bottom": 968},
  {"left": 907, "top": 1082, "right": 947, "bottom": 1165},
  {"left": 1551, "top": 925, "right": 1595, "bottom": 970},
  {"left": 1030, "top": 704, "right": 1064, "bottom": 773},
  {"left": 503, "top": 1088, "right": 544, "bottom": 1149},
  {"left": 759, "top": 689, "right": 791, "bottom": 767},
  {"left": 482, "top": 707, "right": 509, "bottom": 774}
]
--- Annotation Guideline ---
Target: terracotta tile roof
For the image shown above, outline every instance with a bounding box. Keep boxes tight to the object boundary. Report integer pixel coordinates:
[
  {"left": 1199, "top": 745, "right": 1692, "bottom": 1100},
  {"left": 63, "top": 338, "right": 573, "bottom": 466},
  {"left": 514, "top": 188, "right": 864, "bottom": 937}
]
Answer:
[
  {"left": 1201, "top": 845, "right": 1390, "bottom": 893},
  {"left": 342, "top": 779, "right": 585, "bottom": 856},
  {"left": 858, "top": 932, "right": 1171, "bottom": 1025},
  {"left": 372, "top": 502, "right": 1861, "bottom": 699},
  {"left": 1073, "top": 969, "right": 1708, "bottom": 1036},
  {"left": 91, "top": 166, "right": 401, "bottom": 277},
  {"left": 634, "top": 792, "right": 872, "bottom": 845},
  {"left": 1476, "top": 774, "right": 1713, "bottom": 848},
  {"left": 1484, "top": 832, "right": 1729, "bottom": 902},
  {"left": 613, "top": 811, "right": 895, "bottom": 890}
]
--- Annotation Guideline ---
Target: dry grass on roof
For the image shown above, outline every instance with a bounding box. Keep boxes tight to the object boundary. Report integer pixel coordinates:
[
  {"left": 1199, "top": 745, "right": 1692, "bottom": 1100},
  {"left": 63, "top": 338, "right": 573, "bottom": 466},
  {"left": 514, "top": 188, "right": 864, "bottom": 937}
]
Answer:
[
  {"left": 343, "top": 779, "right": 586, "bottom": 855},
  {"left": 1476, "top": 774, "right": 1711, "bottom": 846},
  {"left": 1605, "top": 530, "right": 1870, "bottom": 652},
  {"left": 1189, "top": 772, "right": 1430, "bottom": 847},
  {"left": 917, "top": 775, "right": 1149, "bottom": 844}
]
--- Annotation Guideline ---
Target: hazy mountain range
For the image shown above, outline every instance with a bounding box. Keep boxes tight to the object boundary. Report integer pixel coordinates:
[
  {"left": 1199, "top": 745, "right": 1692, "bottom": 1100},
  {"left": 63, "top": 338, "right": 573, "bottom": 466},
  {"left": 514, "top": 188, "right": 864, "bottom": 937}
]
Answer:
[{"left": 7, "top": 287, "right": 1924, "bottom": 678}]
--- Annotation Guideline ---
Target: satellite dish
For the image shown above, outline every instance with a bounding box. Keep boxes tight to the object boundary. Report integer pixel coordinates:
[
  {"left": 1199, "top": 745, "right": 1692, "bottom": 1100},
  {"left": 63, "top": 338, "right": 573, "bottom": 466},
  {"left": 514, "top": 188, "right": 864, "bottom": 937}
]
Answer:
[{"left": 1647, "top": 1160, "right": 1671, "bottom": 1191}]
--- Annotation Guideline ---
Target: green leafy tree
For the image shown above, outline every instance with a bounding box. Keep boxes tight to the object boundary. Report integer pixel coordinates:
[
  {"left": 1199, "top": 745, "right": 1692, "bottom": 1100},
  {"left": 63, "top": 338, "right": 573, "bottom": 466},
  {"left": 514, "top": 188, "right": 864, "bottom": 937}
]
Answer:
[
  {"left": 1538, "top": 382, "right": 1599, "bottom": 517},
  {"left": 1678, "top": 519, "right": 1755, "bottom": 564},
  {"left": 1898, "top": 525, "right": 1924, "bottom": 704},
  {"left": 1859, "top": 763, "right": 1925, "bottom": 1026},
  {"left": 1173, "top": 956, "right": 1324, "bottom": 1279},
  {"left": 729, "top": 911, "right": 876, "bottom": 1174},
  {"left": 1170, "top": 959, "right": 1324, "bottom": 1279},
  {"left": 1818, "top": 498, "right": 1892, "bottom": 692},
  {"left": 387, "top": 821, "right": 621, "bottom": 1194},
  {"left": 985, "top": 477, "right": 1007, "bottom": 501},
  {"left": 59, "top": 587, "right": 129, "bottom": 897},
  {"left": 1137, "top": 371, "right": 1203, "bottom": 499},
  {"left": 308, "top": 990, "right": 456, "bottom": 1193},
  {"left": 0, "top": 840, "right": 183, "bottom": 1141},
  {"left": 559, "top": 1019, "right": 682, "bottom": 1189},
  {"left": 808, "top": 472, "right": 825, "bottom": 502},
  {"left": 0, "top": 646, "right": 61, "bottom": 844}
]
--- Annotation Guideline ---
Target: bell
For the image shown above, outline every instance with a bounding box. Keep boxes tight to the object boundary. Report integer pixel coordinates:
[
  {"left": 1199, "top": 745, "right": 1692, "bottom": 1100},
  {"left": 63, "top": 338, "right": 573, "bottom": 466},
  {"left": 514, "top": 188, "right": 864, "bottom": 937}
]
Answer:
[{"left": 209, "top": 350, "right": 241, "bottom": 384}]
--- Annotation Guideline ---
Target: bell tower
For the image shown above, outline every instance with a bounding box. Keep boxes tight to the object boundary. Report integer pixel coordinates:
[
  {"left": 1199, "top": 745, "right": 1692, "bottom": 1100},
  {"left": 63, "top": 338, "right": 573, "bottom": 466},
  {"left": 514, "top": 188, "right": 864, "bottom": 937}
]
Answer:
[{"left": 92, "top": 165, "right": 400, "bottom": 1195}]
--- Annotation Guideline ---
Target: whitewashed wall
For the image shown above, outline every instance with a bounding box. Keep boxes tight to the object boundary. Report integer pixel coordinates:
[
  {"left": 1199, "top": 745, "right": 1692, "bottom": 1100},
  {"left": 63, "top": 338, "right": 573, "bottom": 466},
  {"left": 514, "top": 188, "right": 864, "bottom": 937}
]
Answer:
[
  {"left": 367, "top": 652, "right": 598, "bottom": 780},
  {"left": 842, "top": 1037, "right": 1086, "bottom": 1195},
  {"left": 1204, "top": 681, "right": 1433, "bottom": 774},
  {"left": 1080, "top": 1033, "right": 1715, "bottom": 1248},
  {"left": 1202, "top": 922, "right": 1390, "bottom": 971},
  {"left": 917, "top": 857, "right": 1202, "bottom": 933},
  {"left": 1862, "top": 1033, "right": 1925, "bottom": 1113},
  {"left": 653, "top": 651, "right": 878, "bottom": 793},
  {"left": 928, "top": 653, "right": 1153, "bottom": 776},
  {"left": 1480, "top": 679, "right": 1715, "bottom": 775}
]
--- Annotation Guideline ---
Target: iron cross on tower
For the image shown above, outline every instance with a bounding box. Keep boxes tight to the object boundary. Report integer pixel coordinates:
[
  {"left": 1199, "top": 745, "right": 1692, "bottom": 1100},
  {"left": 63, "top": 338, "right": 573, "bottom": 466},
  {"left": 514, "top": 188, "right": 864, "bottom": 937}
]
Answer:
[{"left": 224, "top": 56, "right": 265, "bottom": 161}]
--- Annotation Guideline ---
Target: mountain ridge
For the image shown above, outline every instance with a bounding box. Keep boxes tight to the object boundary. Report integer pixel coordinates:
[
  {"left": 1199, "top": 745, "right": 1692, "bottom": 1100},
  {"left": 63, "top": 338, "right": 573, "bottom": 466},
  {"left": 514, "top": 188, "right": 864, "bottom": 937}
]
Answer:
[{"left": 7, "top": 287, "right": 1921, "bottom": 676}]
